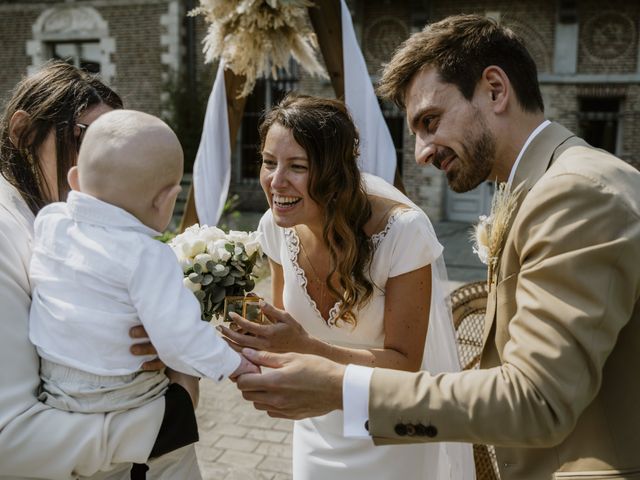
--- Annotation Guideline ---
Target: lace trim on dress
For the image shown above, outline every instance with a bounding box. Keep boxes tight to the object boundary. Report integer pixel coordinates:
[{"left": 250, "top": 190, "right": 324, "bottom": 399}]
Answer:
[
  {"left": 285, "top": 228, "right": 342, "bottom": 326},
  {"left": 284, "top": 209, "right": 408, "bottom": 327},
  {"left": 370, "top": 209, "right": 405, "bottom": 248}
]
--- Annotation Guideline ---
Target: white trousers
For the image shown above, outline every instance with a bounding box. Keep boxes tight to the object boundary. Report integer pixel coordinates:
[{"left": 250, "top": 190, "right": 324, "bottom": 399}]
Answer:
[{"left": 39, "top": 359, "right": 202, "bottom": 479}]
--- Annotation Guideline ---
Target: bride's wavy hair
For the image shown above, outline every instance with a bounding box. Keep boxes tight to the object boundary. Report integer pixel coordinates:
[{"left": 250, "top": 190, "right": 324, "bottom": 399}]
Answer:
[{"left": 258, "top": 94, "right": 373, "bottom": 326}]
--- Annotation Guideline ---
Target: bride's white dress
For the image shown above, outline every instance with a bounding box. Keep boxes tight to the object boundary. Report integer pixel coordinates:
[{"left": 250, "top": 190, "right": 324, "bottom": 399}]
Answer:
[{"left": 258, "top": 175, "right": 475, "bottom": 480}]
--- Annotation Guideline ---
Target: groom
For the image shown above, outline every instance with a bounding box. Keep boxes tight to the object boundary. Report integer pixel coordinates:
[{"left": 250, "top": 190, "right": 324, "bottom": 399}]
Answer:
[{"left": 237, "top": 14, "right": 640, "bottom": 479}]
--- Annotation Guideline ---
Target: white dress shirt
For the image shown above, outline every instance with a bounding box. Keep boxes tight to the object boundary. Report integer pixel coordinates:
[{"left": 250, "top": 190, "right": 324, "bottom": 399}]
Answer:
[
  {"left": 29, "top": 191, "right": 240, "bottom": 380},
  {"left": 342, "top": 120, "right": 551, "bottom": 437}
]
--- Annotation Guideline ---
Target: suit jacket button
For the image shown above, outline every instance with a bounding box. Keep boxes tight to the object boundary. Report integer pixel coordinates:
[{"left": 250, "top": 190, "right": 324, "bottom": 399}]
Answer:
[
  {"left": 425, "top": 425, "right": 438, "bottom": 438},
  {"left": 394, "top": 424, "right": 408, "bottom": 436},
  {"left": 406, "top": 424, "right": 416, "bottom": 436},
  {"left": 415, "top": 424, "right": 427, "bottom": 436}
]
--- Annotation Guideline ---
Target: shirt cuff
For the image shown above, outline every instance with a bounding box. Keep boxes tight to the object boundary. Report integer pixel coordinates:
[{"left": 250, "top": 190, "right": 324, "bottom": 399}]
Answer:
[{"left": 342, "top": 364, "right": 373, "bottom": 438}]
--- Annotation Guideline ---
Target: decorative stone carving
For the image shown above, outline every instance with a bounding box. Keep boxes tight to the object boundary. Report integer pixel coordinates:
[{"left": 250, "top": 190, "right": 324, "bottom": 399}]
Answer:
[
  {"left": 582, "top": 12, "right": 636, "bottom": 61},
  {"left": 27, "top": 6, "right": 115, "bottom": 82},
  {"left": 364, "top": 17, "right": 409, "bottom": 65},
  {"left": 41, "top": 7, "right": 103, "bottom": 36}
]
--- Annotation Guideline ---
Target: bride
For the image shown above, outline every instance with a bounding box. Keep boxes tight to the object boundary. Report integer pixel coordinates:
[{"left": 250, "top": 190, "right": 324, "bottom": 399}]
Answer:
[{"left": 220, "top": 94, "right": 475, "bottom": 479}]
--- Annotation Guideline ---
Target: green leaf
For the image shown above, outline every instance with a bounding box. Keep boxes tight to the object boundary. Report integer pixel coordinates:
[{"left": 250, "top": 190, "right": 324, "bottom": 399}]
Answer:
[
  {"left": 193, "top": 263, "right": 202, "bottom": 274},
  {"left": 194, "top": 290, "right": 206, "bottom": 301},
  {"left": 201, "top": 274, "right": 214, "bottom": 286},
  {"left": 221, "top": 275, "right": 235, "bottom": 287},
  {"left": 212, "top": 266, "right": 230, "bottom": 277},
  {"left": 188, "top": 272, "right": 203, "bottom": 283},
  {"left": 205, "top": 260, "right": 216, "bottom": 272},
  {"left": 245, "top": 279, "right": 255, "bottom": 291},
  {"left": 211, "top": 285, "right": 226, "bottom": 303}
]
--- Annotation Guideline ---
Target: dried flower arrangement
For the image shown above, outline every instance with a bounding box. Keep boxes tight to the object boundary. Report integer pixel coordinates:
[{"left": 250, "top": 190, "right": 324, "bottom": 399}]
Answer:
[{"left": 190, "top": 0, "right": 328, "bottom": 97}]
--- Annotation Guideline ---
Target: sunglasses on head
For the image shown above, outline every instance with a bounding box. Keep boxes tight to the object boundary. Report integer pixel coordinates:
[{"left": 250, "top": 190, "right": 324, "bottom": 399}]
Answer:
[{"left": 74, "top": 123, "right": 89, "bottom": 153}]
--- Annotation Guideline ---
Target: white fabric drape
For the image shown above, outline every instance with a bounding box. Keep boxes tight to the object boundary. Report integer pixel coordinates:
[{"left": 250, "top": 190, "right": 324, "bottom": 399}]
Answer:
[
  {"left": 193, "top": 61, "right": 231, "bottom": 226},
  {"left": 362, "top": 173, "right": 477, "bottom": 480},
  {"left": 341, "top": 0, "right": 397, "bottom": 184}
]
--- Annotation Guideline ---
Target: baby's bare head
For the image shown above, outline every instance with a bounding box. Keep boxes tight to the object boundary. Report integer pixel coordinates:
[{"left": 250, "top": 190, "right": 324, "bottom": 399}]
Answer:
[{"left": 75, "top": 109, "right": 183, "bottom": 230}]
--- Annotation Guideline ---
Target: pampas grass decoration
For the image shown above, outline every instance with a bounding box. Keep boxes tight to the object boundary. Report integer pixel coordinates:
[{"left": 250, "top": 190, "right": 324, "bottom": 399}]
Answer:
[
  {"left": 190, "top": 0, "right": 328, "bottom": 97},
  {"left": 472, "top": 182, "right": 523, "bottom": 283}
]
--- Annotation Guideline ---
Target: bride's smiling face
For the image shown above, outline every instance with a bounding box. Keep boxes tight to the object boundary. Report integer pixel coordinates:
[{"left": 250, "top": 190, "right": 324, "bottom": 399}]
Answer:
[{"left": 260, "top": 123, "right": 323, "bottom": 229}]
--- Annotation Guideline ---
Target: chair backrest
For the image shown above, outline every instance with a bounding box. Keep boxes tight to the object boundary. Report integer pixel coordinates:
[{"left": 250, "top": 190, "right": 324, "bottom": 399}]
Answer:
[
  {"left": 451, "top": 281, "right": 489, "bottom": 370},
  {"left": 450, "top": 281, "right": 500, "bottom": 480}
]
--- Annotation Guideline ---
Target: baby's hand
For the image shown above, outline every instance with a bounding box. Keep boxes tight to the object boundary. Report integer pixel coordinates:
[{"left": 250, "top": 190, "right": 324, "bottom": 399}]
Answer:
[{"left": 229, "top": 354, "right": 260, "bottom": 380}]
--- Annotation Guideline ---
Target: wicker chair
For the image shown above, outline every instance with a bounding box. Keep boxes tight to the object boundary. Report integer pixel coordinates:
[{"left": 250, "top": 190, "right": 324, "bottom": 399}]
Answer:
[{"left": 450, "top": 281, "right": 501, "bottom": 480}]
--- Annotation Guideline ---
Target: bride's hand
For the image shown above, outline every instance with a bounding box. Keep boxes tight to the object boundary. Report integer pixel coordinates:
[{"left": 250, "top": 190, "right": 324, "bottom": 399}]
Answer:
[{"left": 217, "top": 301, "right": 312, "bottom": 353}]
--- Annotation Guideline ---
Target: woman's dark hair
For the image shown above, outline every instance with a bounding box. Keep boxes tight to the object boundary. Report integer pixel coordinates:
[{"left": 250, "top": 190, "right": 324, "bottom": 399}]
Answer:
[
  {"left": 0, "top": 60, "right": 123, "bottom": 214},
  {"left": 259, "top": 94, "right": 373, "bottom": 326}
]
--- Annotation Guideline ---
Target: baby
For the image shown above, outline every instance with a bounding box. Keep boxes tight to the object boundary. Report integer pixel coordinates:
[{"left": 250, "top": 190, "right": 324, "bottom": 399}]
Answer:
[{"left": 28, "top": 110, "right": 257, "bottom": 479}]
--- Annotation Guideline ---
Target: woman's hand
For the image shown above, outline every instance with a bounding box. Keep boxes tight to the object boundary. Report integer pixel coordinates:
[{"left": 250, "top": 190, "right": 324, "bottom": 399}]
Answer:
[
  {"left": 218, "top": 301, "right": 313, "bottom": 354},
  {"left": 129, "top": 325, "right": 166, "bottom": 371}
]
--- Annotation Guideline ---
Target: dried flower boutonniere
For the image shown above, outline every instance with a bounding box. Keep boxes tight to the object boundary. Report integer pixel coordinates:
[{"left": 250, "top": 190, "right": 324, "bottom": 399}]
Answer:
[{"left": 472, "top": 182, "right": 523, "bottom": 283}]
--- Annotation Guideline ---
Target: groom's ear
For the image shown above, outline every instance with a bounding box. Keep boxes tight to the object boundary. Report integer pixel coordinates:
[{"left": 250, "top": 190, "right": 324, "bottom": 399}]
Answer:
[{"left": 480, "top": 66, "right": 509, "bottom": 114}]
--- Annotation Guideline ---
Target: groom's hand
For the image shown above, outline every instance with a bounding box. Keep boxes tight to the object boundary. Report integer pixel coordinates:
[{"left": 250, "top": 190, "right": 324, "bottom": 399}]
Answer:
[{"left": 236, "top": 348, "right": 345, "bottom": 420}]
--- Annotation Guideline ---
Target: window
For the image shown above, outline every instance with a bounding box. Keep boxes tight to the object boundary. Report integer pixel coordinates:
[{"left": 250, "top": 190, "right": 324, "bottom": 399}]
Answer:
[
  {"left": 27, "top": 6, "right": 115, "bottom": 82},
  {"left": 48, "top": 40, "right": 101, "bottom": 74},
  {"left": 578, "top": 97, "right": 621, "bottom": 154}
]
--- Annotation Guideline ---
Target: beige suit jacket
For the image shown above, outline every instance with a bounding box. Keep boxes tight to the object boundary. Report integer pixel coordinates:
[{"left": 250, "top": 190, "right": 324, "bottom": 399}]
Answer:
[
  {"left": 368, "top": 123, "right": 640, "bottom": 479},
  {"left": 0, "top": 177, "right": 164, "bottom": 480}
]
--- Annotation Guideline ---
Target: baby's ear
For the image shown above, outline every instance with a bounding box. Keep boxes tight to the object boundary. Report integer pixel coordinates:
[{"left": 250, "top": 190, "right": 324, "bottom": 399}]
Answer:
[
  {"left": 67, "top": 166, "right": 80, "bottom": 191},
  {"left": 153, "top": 184, "right": 182, "bottom": 210}
]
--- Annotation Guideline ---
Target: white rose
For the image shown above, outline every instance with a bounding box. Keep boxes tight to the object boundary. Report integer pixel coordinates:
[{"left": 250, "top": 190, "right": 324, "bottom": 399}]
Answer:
[
  {"left": 183, "top": 276, "right": 201, "bottom": 292},
  {"left": 193, "top": 253, "right": 213, "bottom": 272},
  {"left": 227, "top": 230, "right": 249, "bottom": 243},
  {"left": 212, "top": 239, "right": 228, "bottom": 250},
  {"left": 244, "top": 239, "right": 261, "bottom": 257},
  {"left": 218, "top": 247, "right": 232, "bottom": 262},
  {"left": 206, "top": 242, "right": 221, "bottom": 262},
  {"left": 181, "top": 239, "right": 207, "bottom": 258},
  {"left": 178, "top": 256, "right": 193, "bottom": 273},
  {"left": 201, "top": 226, "right": 226, "bottom": 243}
]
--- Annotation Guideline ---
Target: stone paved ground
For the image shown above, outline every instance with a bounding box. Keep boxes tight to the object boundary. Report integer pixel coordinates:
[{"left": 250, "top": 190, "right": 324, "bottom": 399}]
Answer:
[
  {"left": 195, "top": 278, "right": 294, "bottom": 480},
  {"left": 195, "top": 379, "right": 293, "bottom": 480}
]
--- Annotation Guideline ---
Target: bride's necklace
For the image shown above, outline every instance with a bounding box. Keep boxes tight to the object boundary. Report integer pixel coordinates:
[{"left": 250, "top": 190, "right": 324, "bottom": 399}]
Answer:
[{"left": 296, "top": 228, "right": 329, "bottom": 308}]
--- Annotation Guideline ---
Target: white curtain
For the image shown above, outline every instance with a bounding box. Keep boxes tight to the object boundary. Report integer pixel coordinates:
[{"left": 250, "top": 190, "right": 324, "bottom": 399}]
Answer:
[
  {"left": 341, "top": 0, "right": 397, "bottom": 184},
  {"left": 192, "top": 61, "right": 231, "bottom": 226}
]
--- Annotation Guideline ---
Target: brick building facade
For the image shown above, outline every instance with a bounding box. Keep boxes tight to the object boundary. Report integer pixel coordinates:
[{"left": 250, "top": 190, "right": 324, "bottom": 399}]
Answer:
[{"left": 1, "top": 0, "right": 638, "bottom": 222}]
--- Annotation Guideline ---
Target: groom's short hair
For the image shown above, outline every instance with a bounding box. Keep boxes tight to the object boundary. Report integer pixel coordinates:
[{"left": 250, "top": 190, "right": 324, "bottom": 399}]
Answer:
[{"left": 377, "top": 14, "right": 544, "bottom": 114}]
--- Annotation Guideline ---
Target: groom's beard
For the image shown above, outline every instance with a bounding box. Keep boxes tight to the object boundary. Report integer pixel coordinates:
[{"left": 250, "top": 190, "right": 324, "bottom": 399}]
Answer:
[{"left": 445, "top": 125, "right": 496, "bottom": 193}]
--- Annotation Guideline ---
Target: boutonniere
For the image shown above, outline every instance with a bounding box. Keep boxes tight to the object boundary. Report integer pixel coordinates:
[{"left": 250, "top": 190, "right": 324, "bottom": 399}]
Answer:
[{"left": 472, "top": 182, "right": 523, "bottom": 283}]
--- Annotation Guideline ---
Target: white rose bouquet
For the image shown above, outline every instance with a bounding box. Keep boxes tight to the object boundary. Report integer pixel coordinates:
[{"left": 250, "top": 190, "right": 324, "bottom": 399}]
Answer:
[{"left": 169, "top": 224, "right": 264, "bottom": 322}]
